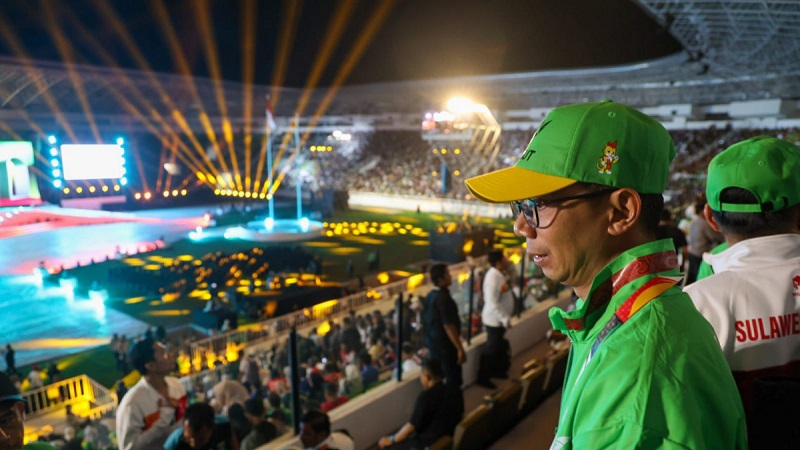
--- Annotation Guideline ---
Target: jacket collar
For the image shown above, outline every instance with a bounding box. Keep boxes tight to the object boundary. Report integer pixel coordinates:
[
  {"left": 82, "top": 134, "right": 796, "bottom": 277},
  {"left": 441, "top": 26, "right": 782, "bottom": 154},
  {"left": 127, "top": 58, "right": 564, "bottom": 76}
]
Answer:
[{"left": 550, "top": 239, "right": 680, "bottom": 340}]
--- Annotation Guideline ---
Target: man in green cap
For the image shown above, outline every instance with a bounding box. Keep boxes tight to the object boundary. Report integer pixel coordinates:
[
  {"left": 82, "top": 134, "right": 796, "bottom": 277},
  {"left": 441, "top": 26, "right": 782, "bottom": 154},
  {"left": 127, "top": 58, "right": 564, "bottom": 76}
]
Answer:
[
  {"left": 465, "top": 100, "right": 746, "bottom": 449},
  {"left": 685, "top": 136, "right": 800, "bottom": 446}
]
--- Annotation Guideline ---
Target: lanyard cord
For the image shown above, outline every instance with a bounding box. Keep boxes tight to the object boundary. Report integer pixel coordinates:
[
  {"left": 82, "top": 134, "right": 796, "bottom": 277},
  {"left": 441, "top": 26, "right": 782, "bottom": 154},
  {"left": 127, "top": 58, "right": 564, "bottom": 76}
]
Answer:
[{"left": 573, "top": 276, "right": 680, "bottom": 384}]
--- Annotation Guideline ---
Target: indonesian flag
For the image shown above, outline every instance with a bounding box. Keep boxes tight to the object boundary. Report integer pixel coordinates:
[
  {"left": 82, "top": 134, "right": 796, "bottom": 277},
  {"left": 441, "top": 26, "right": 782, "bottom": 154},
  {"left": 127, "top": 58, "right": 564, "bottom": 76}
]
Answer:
[{"left": 265, "top": 96, "right": 277, "bottom": 134}]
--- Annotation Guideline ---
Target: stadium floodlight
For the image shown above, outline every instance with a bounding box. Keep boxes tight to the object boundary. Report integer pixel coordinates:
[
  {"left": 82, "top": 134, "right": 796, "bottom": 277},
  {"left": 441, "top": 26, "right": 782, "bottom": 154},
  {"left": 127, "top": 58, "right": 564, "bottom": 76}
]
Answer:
[
  {"left": 48, "top": 135, "right": 57, "bottom": 144},
  {"left": 446, "top": 96, "right": 476, "bottom": 114}
]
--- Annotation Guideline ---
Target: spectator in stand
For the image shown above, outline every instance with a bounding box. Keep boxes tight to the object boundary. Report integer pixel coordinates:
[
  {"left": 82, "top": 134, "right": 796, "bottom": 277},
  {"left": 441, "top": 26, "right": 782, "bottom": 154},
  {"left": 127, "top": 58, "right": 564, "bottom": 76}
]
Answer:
[
  {"left": 0, "top": 372, "right": 58, "bottom": 449},
  {"left": 164, "top": 402, "right": 237, "bottom": 450},
  {"left": 686, "top": 194, "right": 724, "bottom": 285},
  {"left": 4, "top": 344, "right": 16, "bottom": 375},
  {"left": 117, "top": 338, "right": 187, "bottom": 450},
  {"left": 400, "top": 343, "right": 420, "bottom": 375},
  {"left": 358, "top": 352, "right": 379, "bottom": 388},
  {"left": 116, "top": 379, "right": 129, "bottom": 405},
  {"left": 240, "top": 397, "right": 277, "bottom": 450},
  {"left": 656, "top": 209, "right": 688, "bottom": 273},
  {"left": 422, "top": 263, "right": 466, "bottom": 388},
  {"left": 210, "top": 379, "right": 250, "bottom": 415},
  {"left": 465, "top": 100, "right": 746, "bottom": 448},
  {"left": 320, "top": 382, "right": 348, "bottom": 413},
  {"left": 685, "top": 137, "right": 800, "bottom": 447},
  {"left": 378, "top": 359, "right": 463, "bottom": 449},
  {"left": 238, "top": 350, "right": 261, "bottom": 393},
  {"left": 477, "top": 251, "right": 514, "bottom": 389},
  {"left": 27, "top": 364, "right": 43, "bottom": 389},
  {"left": 267, "top": 408, "right": 290, "bottom": 437},
  {"left": 340, "top": 317, "right": 362, "bottom": 356},
  {"left": 46, "top": 361, "right": 61, "bottom": 385},
  {"left": 298, "top": 410, "right": 354, "bottom": 450}
]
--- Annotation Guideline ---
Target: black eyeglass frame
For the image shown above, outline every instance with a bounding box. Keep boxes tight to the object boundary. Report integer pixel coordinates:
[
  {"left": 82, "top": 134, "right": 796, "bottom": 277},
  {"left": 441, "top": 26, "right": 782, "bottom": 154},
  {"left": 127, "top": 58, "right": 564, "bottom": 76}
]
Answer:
[{"left": 510, "top": 188, "right": 616, "bottom": 229}]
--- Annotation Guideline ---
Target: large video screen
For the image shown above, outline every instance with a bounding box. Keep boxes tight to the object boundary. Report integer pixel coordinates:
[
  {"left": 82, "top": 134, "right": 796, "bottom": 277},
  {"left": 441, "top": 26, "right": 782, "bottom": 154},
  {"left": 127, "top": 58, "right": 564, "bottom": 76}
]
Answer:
[{"left": 60, "top": 144, "right": 125, "bottom": 180}]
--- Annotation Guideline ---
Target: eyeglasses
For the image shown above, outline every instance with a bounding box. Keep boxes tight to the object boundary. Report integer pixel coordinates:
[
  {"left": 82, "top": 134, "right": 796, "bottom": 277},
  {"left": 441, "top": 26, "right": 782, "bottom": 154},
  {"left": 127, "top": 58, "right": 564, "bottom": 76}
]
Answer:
[{"left": 511, "top": 188, "right": 616, "bottom": 229}]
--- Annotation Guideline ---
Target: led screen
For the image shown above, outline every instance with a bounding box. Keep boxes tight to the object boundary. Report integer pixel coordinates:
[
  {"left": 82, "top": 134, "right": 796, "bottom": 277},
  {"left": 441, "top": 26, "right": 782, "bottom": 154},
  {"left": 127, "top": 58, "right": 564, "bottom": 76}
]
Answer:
[{"left": 60, "top": 144, "right": 125, "bottom": 180}]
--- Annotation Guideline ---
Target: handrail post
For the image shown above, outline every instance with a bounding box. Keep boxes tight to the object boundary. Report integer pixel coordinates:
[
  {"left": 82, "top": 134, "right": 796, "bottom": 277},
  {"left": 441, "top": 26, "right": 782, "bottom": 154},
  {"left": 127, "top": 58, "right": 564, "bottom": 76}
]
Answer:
[
  {"left": 288, "top": 326, "right": 302, "bottom": 435},
  {"left": 395, "top": 292, "right": 404, "bottom": 382},
  {"left": 467, "top": 267, "right": 475, "bottom": 346}
]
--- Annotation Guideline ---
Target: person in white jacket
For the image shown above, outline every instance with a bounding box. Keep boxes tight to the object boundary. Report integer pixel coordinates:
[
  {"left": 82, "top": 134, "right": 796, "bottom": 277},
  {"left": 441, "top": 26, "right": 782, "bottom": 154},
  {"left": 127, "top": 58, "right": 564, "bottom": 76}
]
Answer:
[
  {"left": 477, "top": 250, "right": 514, "bottom": 389},
  {"left": 116, "top": 338, "right": 187, "bottom": 450},
  {"left": 685, "top": 136, "right": 800, "bottom": 448}
]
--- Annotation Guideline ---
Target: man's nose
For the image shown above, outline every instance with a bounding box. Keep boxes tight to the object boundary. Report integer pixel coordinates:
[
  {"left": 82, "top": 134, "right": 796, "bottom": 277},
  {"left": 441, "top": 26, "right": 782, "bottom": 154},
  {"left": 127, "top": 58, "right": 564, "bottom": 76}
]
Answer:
[{"left": 513, "top": 213, "right": 535, "bottom": 238}]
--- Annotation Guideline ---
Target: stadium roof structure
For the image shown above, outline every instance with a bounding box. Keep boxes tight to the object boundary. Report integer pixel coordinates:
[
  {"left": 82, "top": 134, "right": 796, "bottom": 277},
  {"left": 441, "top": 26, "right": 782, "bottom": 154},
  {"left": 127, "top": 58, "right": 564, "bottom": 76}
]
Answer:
[{"left": 0, "top": 0, "right": 798, "bottom": 135}]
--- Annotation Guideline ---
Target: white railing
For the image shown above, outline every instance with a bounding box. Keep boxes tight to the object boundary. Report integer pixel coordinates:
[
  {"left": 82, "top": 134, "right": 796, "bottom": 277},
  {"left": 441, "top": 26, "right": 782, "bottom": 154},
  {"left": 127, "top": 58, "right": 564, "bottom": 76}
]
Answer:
[{"left": 21, "top": 375, "right": 117, "bottom": 419}]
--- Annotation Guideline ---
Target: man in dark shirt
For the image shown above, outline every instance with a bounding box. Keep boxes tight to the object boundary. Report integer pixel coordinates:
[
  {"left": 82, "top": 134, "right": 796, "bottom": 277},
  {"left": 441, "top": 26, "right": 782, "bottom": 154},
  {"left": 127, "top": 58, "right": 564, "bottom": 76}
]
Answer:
[
  {"left": 358, "top": 352, "right": 379, "bottom": 388},
  {"left": 164, "top": 402, "right": 237, "bottom": 450},
  {"left": 421, "top": 264, "right": 466, "bottom": 388},
  {"left": 240, "top": 397, "right": 277, "bottom": 450},
  {"left": 378, "top": 359, "right": 464, "bottom": 449}
]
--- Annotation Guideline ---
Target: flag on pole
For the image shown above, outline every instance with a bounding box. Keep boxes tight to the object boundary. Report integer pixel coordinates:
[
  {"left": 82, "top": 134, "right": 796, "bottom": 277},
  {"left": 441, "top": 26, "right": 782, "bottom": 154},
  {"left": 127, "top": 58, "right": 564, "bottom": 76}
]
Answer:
[{"left": 265, "top": 96, "right": 277, "bottom": 134}]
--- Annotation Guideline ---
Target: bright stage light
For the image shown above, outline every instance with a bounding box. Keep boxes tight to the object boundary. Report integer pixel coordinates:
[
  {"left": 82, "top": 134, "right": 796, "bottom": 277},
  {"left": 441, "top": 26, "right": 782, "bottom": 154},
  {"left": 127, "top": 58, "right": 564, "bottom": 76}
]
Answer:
[
  {"left": 120, "top": 177, "right": 128, "bottom": 186},
  {"left": 51, "top": 159, "right": 59, "bottom": 167},
  {"left": 134, "top": 193, "right": 141, "bottom": 200},
  {"left": 300, "top": 217, "right": 310, "bottom": 232},
  {"left": 114, "top": 185, "right": 120, "bottom": 191},
  {"left": 172, "top": 189, "right": 178, "bottom": 196},
  {"left": 52, "top": 169, "right": 61, "bottom": 177},
  {"left": 116, "top": 137, "right": 125, "bottom": 146},
  {"left": 144, "top": 192, "right": 152, "bottom": 199},
  {"left": 75, "top": 187, "right": 82, "bottom": 193},
  {"left": 163, "top": 191, "right": 169, "bottom": 197},
  {"left": 48, "top": 135, "right": 57, "bottom": 144},
  {"left": 102, "top": 185, "right": 108, "bottom": 192},
  {"left": 63, "top": 188, "right": 70, "bottom": 194},
  {"left": 89, "top": 186, "right": 96, "bottom": 193},
  {"left": 53, "top": 179, "right": 62, "bottom": 188},
  {"left": 181, "top": 189, "right": 187, "bottom": 195},
  {"left": 264, "top": 217, "right": 274, "bottom": 230},
  {"left": 49, "top": 147, "right": 58, "bottom": 156}
]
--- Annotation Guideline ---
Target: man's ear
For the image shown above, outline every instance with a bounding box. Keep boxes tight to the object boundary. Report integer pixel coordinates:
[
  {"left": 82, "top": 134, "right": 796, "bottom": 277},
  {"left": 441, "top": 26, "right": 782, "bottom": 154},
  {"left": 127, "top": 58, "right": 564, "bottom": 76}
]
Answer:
[
  {"left": 607, "top": 188, "right": 641, "bottom": 236},
  {"left": 703, "top": 204, "right": 722, "bottom": 232}
]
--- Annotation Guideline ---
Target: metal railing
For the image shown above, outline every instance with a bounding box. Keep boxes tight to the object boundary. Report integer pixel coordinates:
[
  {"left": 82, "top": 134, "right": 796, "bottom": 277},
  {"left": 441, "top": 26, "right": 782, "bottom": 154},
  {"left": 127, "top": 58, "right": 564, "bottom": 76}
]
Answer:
[
  {"left": 182, "top": 258, "right": 485, "bottom": 389},
  {"left": 21, "top": 375, "right": 117, "bottom": 419}
]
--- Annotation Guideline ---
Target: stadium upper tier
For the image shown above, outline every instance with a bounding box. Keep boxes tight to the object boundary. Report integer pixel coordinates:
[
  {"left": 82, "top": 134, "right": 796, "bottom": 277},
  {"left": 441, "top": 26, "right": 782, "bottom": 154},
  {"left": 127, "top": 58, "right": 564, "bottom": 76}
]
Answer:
[{"left": 0, "top": 1, "right": 798, "bottom": 134}]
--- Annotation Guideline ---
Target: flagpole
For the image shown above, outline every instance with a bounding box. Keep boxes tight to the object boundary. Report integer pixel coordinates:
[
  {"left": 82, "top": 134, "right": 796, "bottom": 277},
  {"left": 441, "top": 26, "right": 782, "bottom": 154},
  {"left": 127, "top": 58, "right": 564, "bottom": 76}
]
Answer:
[
  {"left": 294, "top": 114, "right": 302, "bottom": 221},
  {"left": 266, "top": 97, "right": 274, "bottom": 221}
]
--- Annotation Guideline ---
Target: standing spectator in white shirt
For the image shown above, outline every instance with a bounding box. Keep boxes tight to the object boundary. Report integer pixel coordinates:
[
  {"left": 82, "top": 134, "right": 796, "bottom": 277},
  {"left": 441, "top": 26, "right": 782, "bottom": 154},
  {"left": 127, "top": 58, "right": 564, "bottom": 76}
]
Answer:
[
  {"left": 477, "top": 250, "right": 514, "bottom": 389},
  {"left": 116, "top": 338, "right": 187, "bottom": 450}
]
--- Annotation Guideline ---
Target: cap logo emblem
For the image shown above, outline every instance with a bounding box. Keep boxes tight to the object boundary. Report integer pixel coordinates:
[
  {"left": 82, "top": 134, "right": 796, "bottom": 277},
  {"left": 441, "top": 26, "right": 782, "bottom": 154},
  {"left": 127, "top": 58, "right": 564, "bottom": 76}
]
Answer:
[{"left": 596, "top": 141, "right": 619, "bottom": 175}]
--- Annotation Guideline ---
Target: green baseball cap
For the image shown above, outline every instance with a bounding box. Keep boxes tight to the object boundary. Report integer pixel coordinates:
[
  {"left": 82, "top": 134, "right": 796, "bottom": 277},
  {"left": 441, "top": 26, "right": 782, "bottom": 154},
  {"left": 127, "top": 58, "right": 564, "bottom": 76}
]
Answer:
[
  {"left": 465, "top": 100, "right": 676, "bottom": 203},
  {"left": 706, "top": 136, "right": 800, "bottom": 213}
]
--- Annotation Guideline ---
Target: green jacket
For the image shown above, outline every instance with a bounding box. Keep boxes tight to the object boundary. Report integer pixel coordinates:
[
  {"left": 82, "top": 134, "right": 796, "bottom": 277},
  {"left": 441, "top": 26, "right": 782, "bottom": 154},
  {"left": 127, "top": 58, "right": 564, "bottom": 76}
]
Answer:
[{"left": 549, "top": 240, "right": 747, "bottom": 449}]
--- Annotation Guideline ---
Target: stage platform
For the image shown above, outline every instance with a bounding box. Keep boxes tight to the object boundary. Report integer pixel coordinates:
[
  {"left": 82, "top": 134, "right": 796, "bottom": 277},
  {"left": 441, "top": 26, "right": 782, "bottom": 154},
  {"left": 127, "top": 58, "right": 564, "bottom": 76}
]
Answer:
[{"left": 0, "top": 205, "right": 208, "bottom": 369}]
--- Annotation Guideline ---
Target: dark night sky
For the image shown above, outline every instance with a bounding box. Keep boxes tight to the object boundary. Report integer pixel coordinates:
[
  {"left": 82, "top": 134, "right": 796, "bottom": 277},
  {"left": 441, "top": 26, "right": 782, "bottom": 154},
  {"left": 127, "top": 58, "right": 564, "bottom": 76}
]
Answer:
[{"left": 0, "top": 0, "right": 681, "bottom": 87}]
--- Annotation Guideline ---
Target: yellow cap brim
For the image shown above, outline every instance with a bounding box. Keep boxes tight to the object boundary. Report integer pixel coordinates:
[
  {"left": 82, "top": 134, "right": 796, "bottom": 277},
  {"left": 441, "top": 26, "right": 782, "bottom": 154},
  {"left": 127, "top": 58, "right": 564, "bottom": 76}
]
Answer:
[{"left": 465, "top": 166, "right": 577, "bottom": 203}]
